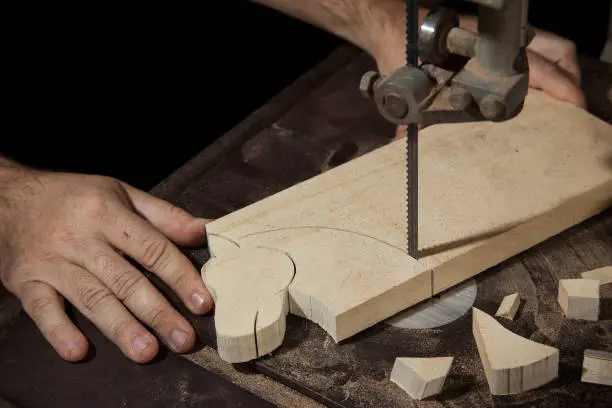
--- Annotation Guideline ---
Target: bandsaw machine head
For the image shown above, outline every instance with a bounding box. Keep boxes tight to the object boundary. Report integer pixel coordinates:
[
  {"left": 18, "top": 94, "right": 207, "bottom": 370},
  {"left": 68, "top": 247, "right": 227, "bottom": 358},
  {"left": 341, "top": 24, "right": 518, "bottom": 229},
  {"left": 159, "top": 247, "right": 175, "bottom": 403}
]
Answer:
[{"left": 360, "top": 0, "right": 532, "bottom": 126}]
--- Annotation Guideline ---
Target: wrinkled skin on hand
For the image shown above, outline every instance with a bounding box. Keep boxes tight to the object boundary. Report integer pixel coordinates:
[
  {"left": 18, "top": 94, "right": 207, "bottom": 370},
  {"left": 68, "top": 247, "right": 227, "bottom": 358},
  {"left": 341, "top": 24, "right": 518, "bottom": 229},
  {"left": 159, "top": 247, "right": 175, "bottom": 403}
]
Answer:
[{"left": 0, "top": 167, "right": 213, "bottom": 363}]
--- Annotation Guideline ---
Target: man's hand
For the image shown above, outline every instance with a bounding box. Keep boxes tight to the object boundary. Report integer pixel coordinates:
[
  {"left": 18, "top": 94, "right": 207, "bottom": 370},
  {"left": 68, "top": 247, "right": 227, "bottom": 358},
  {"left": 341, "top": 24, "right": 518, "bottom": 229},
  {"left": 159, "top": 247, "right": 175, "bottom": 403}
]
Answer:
[
  {"left": 0, "top": 166, "right": 213, "bottom": 363},
  {"left": 527, "top": 28, "right": 586, "bottom": 108}
]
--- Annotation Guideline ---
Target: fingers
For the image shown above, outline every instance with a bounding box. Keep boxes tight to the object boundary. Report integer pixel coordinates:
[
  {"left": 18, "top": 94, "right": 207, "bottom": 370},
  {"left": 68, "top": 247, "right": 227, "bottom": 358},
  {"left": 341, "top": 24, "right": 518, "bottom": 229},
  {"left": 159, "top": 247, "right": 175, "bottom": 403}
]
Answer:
[
  {"left": 555, "top": 55, "right": 581, "bottom": 88},
  {"left": 120, "top": 182, "right": 211, "bottom": 247},
  {"left": 526, "top": 28, "right": 581, "bottom": 86},
  {"left": 103, "top": 207, "right": 213, "bottom": 315},
  {"left": 80, "top": 244, "right": 196, "bottom": 354},
  {"left": 19, "top": 281, "right": 88, "bottom": 362},
  {"left": 44, "top": 262, "right": 159, "bottom": 363},
  {"left": 527, "top": 50, "right": 587, "bottom": 109}
]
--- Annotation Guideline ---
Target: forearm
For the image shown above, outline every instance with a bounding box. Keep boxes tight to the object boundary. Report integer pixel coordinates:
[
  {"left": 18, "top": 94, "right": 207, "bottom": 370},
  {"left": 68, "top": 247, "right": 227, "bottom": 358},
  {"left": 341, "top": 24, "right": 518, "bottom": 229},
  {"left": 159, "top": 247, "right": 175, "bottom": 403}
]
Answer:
[
  {"left": 249, "top": 0, "right": 406, "bottom": 58},
  {"left": 0, "top": 154, "right": 20, "bottom": 170},
  {"left": 250, "top": 0, "right": 475, "bottom": 74}
]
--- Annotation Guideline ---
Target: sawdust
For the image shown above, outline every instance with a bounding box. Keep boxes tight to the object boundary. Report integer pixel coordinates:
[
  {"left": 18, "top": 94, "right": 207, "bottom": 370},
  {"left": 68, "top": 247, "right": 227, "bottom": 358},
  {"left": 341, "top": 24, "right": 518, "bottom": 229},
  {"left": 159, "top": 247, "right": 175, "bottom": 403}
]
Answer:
[{"left": 183, "top": 345, "right": 325, "bottom": 408}]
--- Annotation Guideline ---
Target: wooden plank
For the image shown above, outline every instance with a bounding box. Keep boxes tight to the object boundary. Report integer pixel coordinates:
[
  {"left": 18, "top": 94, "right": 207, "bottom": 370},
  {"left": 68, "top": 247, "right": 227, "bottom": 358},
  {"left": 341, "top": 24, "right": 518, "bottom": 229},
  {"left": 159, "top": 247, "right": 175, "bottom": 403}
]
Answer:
[{"left": 201, "top": 90, "right": 612, "bottom": 363}]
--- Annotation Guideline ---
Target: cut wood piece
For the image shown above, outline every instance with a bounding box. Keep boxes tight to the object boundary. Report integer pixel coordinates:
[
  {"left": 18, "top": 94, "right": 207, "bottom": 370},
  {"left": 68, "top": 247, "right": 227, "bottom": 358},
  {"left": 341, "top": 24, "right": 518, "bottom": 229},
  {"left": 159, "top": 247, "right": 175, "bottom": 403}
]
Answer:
[
  {"left": 558, "top": 279, "right": 600, "bottom": 321},
  {"left": 202, "top": 90, "right": 612, "bottom": 362},
  {"left": 202, "top": 247, "right": 295, "bottom": 363},
  {"left": 581, "top": 349, "right": 612, "bottom": 386},
  {"left": 495, "top": 293, "right": 521, "bottom": 320},
  {"left": 581, "top": 266, "right": 612, "bottom": 285},
  {"left": 472, "top": 307, "right": 559, "bottom": 395},
  {"left": 390, "top": 357, "right": 453, "bottom": 400}
]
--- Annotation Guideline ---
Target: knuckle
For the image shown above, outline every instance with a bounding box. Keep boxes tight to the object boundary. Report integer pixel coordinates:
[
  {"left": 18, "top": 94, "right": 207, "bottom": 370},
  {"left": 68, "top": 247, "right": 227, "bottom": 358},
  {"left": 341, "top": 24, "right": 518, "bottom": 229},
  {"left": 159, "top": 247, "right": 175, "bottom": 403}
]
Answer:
[
  {"left": 147, "top": 306, "right": 168, "bottom": 331},
  {"left": 563, "top": 40, "right": 577, "bottom": 55},
  {"left": 140, "top": 237, "right": 170, "bottom": 271},
  {"left": 110, "top": 317, "right": 133, "bottom": 342},
  {"left": 90, "top": 250, "right": 146, "bottom": 304},
  {"left": 6, "top": 265, "right": 37, "bottom": 291},
  {"left": 26, "top": 295, "right": 54, "bottom": 321},
  {"left": 111, "top": 272, "right": 145, "bottom": 302},
  {"left": 78, "top": 284, "right": 114, "bottom": 314},
  {"left": 171, "top": 272, "right": 188, "bottom": 291},
  {"left": 81, "top": 193, "right": 111, "bottom": 220}
]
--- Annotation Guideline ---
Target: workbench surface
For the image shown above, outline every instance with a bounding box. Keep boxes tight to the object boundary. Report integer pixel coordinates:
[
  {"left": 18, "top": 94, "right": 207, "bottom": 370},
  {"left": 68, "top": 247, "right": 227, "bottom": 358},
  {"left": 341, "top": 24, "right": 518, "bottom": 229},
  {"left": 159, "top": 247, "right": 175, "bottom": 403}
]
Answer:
[{"left": 1, "top": 46, "right": 611, "bottom": 408}]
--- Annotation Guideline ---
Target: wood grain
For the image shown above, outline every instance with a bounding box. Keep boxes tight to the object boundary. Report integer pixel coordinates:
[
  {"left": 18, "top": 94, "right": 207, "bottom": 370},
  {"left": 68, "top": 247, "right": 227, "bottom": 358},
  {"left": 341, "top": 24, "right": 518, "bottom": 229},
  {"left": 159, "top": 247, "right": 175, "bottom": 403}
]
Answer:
[{"left": 202, "top": 89, "right": 612, "bottom": 363}]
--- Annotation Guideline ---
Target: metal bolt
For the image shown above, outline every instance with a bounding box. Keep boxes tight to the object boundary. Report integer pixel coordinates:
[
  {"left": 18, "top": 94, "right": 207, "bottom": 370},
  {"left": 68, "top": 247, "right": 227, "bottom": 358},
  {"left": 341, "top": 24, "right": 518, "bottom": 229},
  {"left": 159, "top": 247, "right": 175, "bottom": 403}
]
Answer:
[
  {"left": 359, "top": 71, "right": 380, "bottom": 99},
  {"left": 449, "top": 87, "right": 473, "bottom": 110},
  {"left": 479, "top": 94, "right": 506, "bottom": 121},
  {"left": 383, "top": 93, "right": 409, "bottom": 119}
]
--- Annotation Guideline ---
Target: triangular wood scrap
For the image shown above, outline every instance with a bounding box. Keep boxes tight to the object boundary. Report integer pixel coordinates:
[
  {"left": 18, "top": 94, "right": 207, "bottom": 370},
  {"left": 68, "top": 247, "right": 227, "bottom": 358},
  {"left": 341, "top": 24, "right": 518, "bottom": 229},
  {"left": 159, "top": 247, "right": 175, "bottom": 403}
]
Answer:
[
  {"left": 495, "top": 293, "right": 521, "bottom": 320},
  {"left": 390, "top": 357, "right": 454, "bottom": 400},
  {"left": 472, "top": 307, "right": 559, "bottom": 395}
]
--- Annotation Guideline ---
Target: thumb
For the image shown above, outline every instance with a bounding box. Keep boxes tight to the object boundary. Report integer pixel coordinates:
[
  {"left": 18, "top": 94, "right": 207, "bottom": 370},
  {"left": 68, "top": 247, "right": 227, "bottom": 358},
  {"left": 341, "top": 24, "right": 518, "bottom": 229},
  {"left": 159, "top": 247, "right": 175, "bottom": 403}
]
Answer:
[
  {"left": 120, "top": 182, "right": 213, "bottom": 247},
  {"left": 527, "top": 50, "right": 587, "bottom": 109}
]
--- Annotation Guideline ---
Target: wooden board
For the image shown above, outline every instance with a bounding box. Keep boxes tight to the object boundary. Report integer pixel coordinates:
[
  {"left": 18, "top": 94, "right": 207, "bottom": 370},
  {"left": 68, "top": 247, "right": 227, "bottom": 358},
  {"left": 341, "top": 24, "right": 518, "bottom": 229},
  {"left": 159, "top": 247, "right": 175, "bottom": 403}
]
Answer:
[{"left": 201, "top": 90, "right": 612, "bottom": 363}]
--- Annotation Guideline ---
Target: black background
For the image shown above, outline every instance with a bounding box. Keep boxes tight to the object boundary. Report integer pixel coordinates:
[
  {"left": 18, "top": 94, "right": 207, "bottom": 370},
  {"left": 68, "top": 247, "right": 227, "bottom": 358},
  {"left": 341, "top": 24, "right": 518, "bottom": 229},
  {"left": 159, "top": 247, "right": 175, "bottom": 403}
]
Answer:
[{"left": 3, "top": 0, "right": 610, "bottom": 190}]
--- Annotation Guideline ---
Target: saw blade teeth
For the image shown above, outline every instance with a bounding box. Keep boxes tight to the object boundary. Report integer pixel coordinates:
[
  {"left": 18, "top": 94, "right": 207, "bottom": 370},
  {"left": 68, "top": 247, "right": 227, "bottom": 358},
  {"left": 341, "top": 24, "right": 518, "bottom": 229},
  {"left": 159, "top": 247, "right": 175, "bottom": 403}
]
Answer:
[{"left": 405, "top": 0, "right": 419, "bottom": 258}]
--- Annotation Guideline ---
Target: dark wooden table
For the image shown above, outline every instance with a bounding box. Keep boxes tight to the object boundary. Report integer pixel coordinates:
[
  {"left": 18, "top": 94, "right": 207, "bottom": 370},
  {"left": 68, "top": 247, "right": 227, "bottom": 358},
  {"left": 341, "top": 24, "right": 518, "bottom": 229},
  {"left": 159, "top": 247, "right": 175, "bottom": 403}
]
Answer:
[{"left": 1, "top": 45, "right": 611, "bottom": 408}]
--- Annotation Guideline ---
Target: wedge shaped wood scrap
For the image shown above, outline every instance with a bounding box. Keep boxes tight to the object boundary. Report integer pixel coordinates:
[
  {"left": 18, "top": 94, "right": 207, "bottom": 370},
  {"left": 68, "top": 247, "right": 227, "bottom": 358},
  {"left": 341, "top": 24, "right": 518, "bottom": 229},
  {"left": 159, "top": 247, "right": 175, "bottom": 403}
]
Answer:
[
  {"left": 558, "top": 279, "right": 600, "bottom": 321},
  {"left": 495, "top": 293, "right": 521, "bottom": 320},
  {"left": 581, "top": 266, "right": 612, "bottom": 285},
  {"left": 472, "top": 308, "right": 559, "bottom": 395},
  {"left": 581, "top": 349, "right": 612, "bottom": 386},
  {"left": 390, "top": 357, "right": 453, "bottom": 400},
  {"left": 202, "top": 90, "right": 612, "bottom": 363}
]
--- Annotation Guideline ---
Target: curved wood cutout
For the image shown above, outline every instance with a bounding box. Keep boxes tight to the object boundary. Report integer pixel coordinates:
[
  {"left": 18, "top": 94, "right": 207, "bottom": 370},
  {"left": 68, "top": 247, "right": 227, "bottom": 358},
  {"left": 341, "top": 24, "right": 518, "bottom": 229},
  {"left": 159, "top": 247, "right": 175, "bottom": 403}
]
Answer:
[
  {"left": 202, "top": 247, "right": 295, "bottom": 363},
  {"left": 472, "top": 307, "right": 559, "bottom": 395},
  {"left": 205, "top": 228, "right": 429, "bottom": 361}
]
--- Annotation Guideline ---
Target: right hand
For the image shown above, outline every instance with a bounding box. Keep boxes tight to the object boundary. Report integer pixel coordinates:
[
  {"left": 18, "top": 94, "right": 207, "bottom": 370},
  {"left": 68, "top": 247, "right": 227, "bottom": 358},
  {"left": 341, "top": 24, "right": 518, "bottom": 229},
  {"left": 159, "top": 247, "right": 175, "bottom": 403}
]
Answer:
[
  {"left": 0, "top": 165, "right": 213, "bottom": 363},
  {"left": 526, "top": 27, "right": 586, "bottom": 109}
]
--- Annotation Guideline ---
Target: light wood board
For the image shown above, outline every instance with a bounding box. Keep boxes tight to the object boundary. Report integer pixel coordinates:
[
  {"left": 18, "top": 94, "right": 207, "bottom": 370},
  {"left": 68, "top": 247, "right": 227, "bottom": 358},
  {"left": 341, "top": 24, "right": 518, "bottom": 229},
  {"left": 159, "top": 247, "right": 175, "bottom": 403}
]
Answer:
[{"left": 201, "top": 90, "right": 612, "bottom": 363}]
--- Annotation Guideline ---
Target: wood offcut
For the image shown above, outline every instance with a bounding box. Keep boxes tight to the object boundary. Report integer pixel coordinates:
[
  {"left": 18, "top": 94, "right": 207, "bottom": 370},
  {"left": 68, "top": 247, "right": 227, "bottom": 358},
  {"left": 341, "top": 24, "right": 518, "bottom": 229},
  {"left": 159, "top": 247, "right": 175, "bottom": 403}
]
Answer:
[
  {"left": 390, "top": 357, "right": 453, "bottom": 400},
  {"left": 581, "top": 266, "right": 612, "bottom": 285},
  {"left": 581, "top": 349, "right": 612, "bottom": 387},
  {"left": 495, "top": 293, "right": 521, "bottom": 320},
  {"left": 558, "top": 279, "right": 600, "bottom": 321},
  {"left": 472, "top": 308, "right": 559, "bottom": 395}
]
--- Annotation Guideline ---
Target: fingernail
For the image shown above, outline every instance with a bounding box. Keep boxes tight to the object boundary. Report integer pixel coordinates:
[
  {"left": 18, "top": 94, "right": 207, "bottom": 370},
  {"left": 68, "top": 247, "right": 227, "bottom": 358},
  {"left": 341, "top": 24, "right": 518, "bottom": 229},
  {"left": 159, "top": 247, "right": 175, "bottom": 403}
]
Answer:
[
  {"left": 63, "top": 341, "right": 78, "bottom": 359},
  {"left": 191, "top": 292, "right": 205, "bottom": 308},
  {"left": 64, "top": 340, "right": 77, "bottom": 351},
  {"left": 133, "top": 335, "right": 153, "bottom": 353},
  {"left": 170, "top": 330, "right": 189, "bottom": 351}
]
